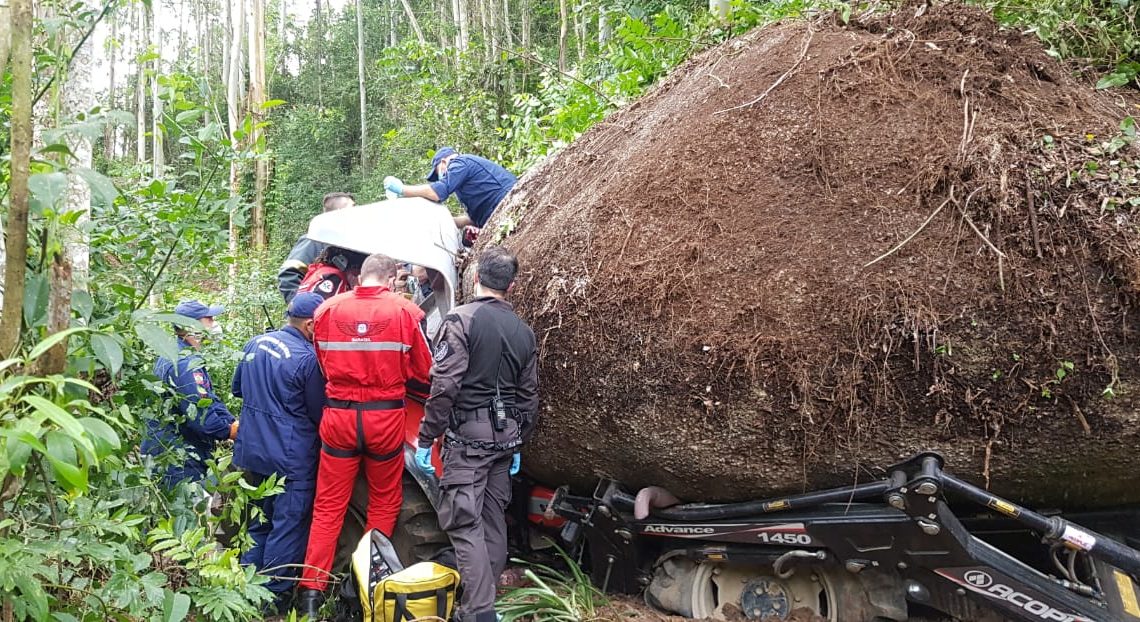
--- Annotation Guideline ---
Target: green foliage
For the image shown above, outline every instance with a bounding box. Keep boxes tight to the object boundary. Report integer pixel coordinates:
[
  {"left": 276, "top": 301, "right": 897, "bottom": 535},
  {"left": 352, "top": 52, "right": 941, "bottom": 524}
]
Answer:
[
  {"left": 980, "top": 0, "right": 1139, "bottom": 85},
  {"left": 497, "top": 545, "right": 606, "bottom": 622}
]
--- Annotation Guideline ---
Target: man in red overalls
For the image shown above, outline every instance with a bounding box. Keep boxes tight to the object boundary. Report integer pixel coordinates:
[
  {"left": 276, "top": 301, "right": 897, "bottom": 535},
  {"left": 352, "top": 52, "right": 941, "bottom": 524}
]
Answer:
[
  {"left": 296, "top": 253, "right": 433, "bottom": 617},
  {"left": 296, "top": 246, "right": 368, "bottom": 301}
]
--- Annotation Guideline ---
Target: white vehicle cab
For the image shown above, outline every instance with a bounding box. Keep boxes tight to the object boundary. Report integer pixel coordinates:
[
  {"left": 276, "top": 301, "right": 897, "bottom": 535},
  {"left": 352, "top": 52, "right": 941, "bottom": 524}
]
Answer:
[{"left": 305, "top": 197, "right": 461, "bottom": 337}]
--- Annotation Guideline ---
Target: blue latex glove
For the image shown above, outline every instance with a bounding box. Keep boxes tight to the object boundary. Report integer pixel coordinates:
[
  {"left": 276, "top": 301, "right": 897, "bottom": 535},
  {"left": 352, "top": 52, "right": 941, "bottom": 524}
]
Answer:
[
  {"left": 384, "top": 176, "right": 404, "bottom": 197},
  {"left": 414, "top": 446, "right": 435, "bottom": 477},
  {"left": 509, "top": 453, "right": 521, "bottom": 476}
]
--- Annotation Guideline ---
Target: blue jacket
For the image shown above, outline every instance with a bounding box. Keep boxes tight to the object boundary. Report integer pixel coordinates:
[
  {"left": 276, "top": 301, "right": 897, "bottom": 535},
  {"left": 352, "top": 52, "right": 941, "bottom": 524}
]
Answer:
[
  {"left": 429, "top": 154, "right": 517, "bottom": 227},
  {"left": 232, "top": 325, "right": 326, "bottom": 482},
  {"left": 141, "top": 339, "right": 237, "bottom": 485}
]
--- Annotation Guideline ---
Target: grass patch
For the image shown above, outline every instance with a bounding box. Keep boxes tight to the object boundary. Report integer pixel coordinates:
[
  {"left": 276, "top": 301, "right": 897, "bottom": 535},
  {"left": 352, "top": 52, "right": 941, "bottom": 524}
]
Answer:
[{"left": 497, "top": 545, "right": 606, "bottom": 622}]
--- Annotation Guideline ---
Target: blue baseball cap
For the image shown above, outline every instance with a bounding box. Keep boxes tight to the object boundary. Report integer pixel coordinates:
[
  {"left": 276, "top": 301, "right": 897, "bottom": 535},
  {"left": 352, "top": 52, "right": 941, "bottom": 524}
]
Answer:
[
  {"left": 426, "top": 147, "right": 457, "bottom": 182},
  {"left": 287, "top": 292, "right": 324, "bottom": 319},
  {"left": 174, "top": 300, "right": 224, "bottom": 320}
]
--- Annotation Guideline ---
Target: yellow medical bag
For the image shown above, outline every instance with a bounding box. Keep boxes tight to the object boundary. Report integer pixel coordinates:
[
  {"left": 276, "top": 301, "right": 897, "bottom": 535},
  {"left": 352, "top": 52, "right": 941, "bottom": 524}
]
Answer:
[{"left": 352, "top": 529, "right": 461, "bottom": 622}]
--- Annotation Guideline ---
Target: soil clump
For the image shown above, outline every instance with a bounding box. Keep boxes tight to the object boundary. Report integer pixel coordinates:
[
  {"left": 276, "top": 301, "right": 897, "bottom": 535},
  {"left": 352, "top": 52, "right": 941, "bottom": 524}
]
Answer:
[{"left": 487, "top": 3, "right": 1140, "bottom": 507}]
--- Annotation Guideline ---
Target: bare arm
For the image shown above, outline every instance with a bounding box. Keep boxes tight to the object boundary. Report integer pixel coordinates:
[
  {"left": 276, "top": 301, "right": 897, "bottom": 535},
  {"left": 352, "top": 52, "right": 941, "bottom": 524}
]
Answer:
[{"left": 401, "top": 183, "right": 441, "bottom": 202}]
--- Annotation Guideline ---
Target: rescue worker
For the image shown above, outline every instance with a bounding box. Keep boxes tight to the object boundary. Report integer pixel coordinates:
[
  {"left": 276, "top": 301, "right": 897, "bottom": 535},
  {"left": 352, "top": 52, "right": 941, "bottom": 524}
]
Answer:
[
  {"left": 413, "top": 247, "right": 539, "bottom": 622},
  {"left": 383, "top": 147, "right": 517, "bottom": 230},
  {"left": 141, "top": 300, "right": 239, "bottom": 489},
  {"left": 296, "top": 253, "right": 433, "bottom": 617},
  {"left": 278, "top": 191, "right": 356, "bottom": 302},
  {"left": 296, "top": 245, "right": 367, "bottom": 301},
  {"left": 231, "top": 292, "right": 327, "bottom": 613}
]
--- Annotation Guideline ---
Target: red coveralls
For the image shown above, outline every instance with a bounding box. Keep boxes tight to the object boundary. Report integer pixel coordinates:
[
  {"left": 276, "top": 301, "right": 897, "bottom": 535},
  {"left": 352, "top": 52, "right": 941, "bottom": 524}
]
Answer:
[
  {"left": 299, "top": 285, "right": 432, "bottom": 591},
  {"left": 297, "top": 263, "right": 358, "bottom": 301}
]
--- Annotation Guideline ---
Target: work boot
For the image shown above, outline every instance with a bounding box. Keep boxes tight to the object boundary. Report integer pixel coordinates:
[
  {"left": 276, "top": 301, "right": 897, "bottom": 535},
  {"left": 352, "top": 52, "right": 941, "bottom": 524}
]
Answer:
[{"left": 295, "top": 588, "right": 325, "bottom": 621}]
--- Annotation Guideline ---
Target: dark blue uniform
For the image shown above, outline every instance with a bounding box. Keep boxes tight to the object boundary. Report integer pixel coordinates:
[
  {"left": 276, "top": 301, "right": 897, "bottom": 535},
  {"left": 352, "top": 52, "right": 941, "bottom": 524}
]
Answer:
[
  {"left": 232, "top": 325, "right": 326, "bottom": 596},
  {"left": 141, "top": 339, "right": 237, "bottom": 488},
  {"left": 429, "top": 154, "right": 517, "bottom": 227}
]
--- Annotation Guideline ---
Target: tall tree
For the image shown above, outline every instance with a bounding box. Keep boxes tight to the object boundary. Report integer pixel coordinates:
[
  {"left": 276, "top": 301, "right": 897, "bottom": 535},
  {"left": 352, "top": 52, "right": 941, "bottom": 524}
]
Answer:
[
  {"left": 1, "top": 0, "right": 33, "bottom": 356},
  {"left": 453, "top": 0, "right": 468, "bottom": 52},
  {"left": 63, "top": 0, "right": 96, "bottom": 287},
  {"left": 136, "top": 3, "right": 147, "bottom": 163},
  {"left": 150, "top": 1, "right": 164, "bottom": 174},
  {"left": 389, "top": 0, "right": 397, "bottom": 47},
  {"left": 355, "top": 0, "right": 368, "bottom": 171},
  {"left": 227, "top": 0, "right": 246, "bottom": 296},
  {"left": 103, "top": 13, "right": 117, "bottom": 161},
  {"left": 277, "top": 0, "right": 287, "bottom": 71},
  {"left": 574, "top": 0, "right": 586, "bottom": 64},
  {"left": 397, "top": 0, "right": 425, "bottom": 44},
  {"left": 314, "top": 0, "right": 323, "bottom": 108},
  {"left": 558, "top": 0, "right": 568, "bottom": 71},
  {"left": 0, "top": 0, "right": 10, "bottom": 78},
  {"left": 249, "top": 0, "right": 268, "bottom": 248},
  {"left": 0, "top": 0, "right": 11, "bottom": 311}
]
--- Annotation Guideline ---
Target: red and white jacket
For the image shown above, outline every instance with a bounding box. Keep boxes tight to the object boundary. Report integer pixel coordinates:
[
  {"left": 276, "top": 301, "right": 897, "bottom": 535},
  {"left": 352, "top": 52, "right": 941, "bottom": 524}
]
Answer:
[{"left": 312, "top": 285, "right": 432, "bottom": 402}]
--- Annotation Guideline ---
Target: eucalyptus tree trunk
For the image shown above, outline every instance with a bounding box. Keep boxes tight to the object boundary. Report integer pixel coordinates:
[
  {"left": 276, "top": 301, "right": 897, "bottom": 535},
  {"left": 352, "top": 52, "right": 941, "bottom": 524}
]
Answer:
[
  {"left": 248, "top": 0, "right": 267, "bottom": 249},
  {"left": 136, "top": 3, "right": 147, "bottom": 163},
  {"left": 314, "top": 0, "right": 323, "bottom": 108},
  {"left": 1, "top": 0, "right": 33, "bottom": 356},
  {"left": 0, "top": 1, "right": 10, "bottom": 79},
  {"left": 278, "top": 0, "right": 287, "bottom": 71},
  {"left": 557, "top": 0, "right": 567, "bottom": 72},
  {"left": 64, "top": 0, "right": 95, "bottom": 287},
  {"left": 150, "top": 1, "right": 164, "bottom": 176},
  {"left": 0, "top": 0, "right": 11, "bottom": 305},
  {"left": 575, "top": 0, "right": 586, "bottom": 65},
  {"left": 104, "top": 14, "right": 117, "bottom": 161},
  {"left": 477, "top": 0, "right": 490, "bottom": 63},
  {"left": 397, "top": 0, "right": 425, "bottom": 44},
  {"left": 389, "top": 0, "right": 397, "bottom": 47},
  {"left": 227, "top": 0, "right": 246, "bottom": 296},
  {"left": 355, "top": 0, "right": 368, "bottom": 171},
  {"left": 598, "top": 8, "right": 610, "bottom": 46},
  {"left": 453, "top": 0, "right": 468, "bottom": 53}
]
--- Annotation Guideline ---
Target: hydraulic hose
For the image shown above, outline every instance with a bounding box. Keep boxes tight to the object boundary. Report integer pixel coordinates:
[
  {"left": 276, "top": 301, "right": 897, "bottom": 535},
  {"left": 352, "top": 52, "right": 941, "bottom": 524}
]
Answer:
[{"left": 611, "top": 480, "right": 891, "bottom": 521}]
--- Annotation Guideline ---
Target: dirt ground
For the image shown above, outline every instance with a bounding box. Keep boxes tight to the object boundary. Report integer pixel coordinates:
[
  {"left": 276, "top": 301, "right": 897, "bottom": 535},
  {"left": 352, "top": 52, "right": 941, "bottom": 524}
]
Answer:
[{"left": 484, "top": 2, "right": 1140, "bottom": 508}]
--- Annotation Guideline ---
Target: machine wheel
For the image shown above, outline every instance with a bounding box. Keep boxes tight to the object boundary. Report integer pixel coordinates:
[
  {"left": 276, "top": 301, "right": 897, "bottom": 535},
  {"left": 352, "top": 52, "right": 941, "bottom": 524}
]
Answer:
[
  {"left": 645, "top": 556, "right": 906, "bottom": 621},
  {"left": 391, "top": 474, "right": 451, "bottom": 565},
  {"left": 334, "top": 472, "right": 450, "bottom": 571}
]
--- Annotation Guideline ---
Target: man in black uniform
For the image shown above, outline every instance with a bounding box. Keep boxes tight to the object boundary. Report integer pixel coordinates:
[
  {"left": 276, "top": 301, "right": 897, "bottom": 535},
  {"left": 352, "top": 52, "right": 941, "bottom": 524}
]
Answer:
[
  {"left": 277, "top": 191, "right": 355, "bottom": 302},
  {"left": 414, "top": 247, "right": 539, "bottom": 622}
]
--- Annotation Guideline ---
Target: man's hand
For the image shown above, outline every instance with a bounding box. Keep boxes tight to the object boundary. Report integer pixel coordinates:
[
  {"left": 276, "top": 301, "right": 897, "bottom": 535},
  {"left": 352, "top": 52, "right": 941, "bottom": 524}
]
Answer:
[
  {"left": 229, "top": 421, "right": 239, "bottom": 441},
  {"left": 509, "top": 453, "right": 521, "bottom": 476},
  {"left": 414, "top": 446, "right": 436, "bottom": 477},
  {"left": 384, "top": 176, "right": 404, "bottom": 197}
]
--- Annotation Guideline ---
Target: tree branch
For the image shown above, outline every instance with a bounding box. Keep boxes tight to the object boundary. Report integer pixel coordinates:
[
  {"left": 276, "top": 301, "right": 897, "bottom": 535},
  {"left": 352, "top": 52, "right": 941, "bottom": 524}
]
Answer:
[
  {"left": 32, "top": 0, "right": 115, "bottom": 109},
  {"left": 493, "top": 41, "right": 617, "bottom": 107}
]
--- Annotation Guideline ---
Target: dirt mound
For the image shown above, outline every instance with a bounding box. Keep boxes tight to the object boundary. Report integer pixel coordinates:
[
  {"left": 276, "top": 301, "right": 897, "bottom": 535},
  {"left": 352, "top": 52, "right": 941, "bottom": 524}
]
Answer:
[{"left": 488, "top": 3, "right": 1140, "bottom": 507}]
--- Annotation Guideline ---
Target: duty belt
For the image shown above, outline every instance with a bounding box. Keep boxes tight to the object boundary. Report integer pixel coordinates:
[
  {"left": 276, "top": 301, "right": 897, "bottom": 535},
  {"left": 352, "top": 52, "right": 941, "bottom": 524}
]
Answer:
[
  {"left": 450, "top": 406, "right": 519, "bottom": 424},
  {"left": 444, "top": 430, "right": 522, "bottom": 452},
  {"left": 321, "top": 398, "right": 406, "bottom": 462}
]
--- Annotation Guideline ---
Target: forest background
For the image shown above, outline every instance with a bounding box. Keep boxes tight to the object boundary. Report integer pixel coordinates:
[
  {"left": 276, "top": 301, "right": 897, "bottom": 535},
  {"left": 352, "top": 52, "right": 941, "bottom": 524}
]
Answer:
[{"left": 0, "top": 0, "right": 1135, "bottom": 617}]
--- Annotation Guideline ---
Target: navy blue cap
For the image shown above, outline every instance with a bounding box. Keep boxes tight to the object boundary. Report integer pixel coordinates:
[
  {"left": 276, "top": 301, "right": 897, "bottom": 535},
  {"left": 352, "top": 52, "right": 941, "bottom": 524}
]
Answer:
[
  {"left": 426, "top": 147, "right": 457, "bottom": 182},
  {"left": 174, "top": 300, "right": 224, "bottom": 320},
  {"left": 287, "top": 292, "right": 324, "bottom": 319}
]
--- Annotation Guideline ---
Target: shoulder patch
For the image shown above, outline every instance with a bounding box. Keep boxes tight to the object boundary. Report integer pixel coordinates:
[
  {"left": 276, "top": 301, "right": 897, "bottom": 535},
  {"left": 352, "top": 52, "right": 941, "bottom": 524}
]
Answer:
[
  {"left": 192, "top": 371, "right": 209, "bottom": 395},
  {"left": 317, "top": 279, "right": 335, "bottom": 293},
  {"left": 433, "top": 341, "right": 450, "bottom": 362}
]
